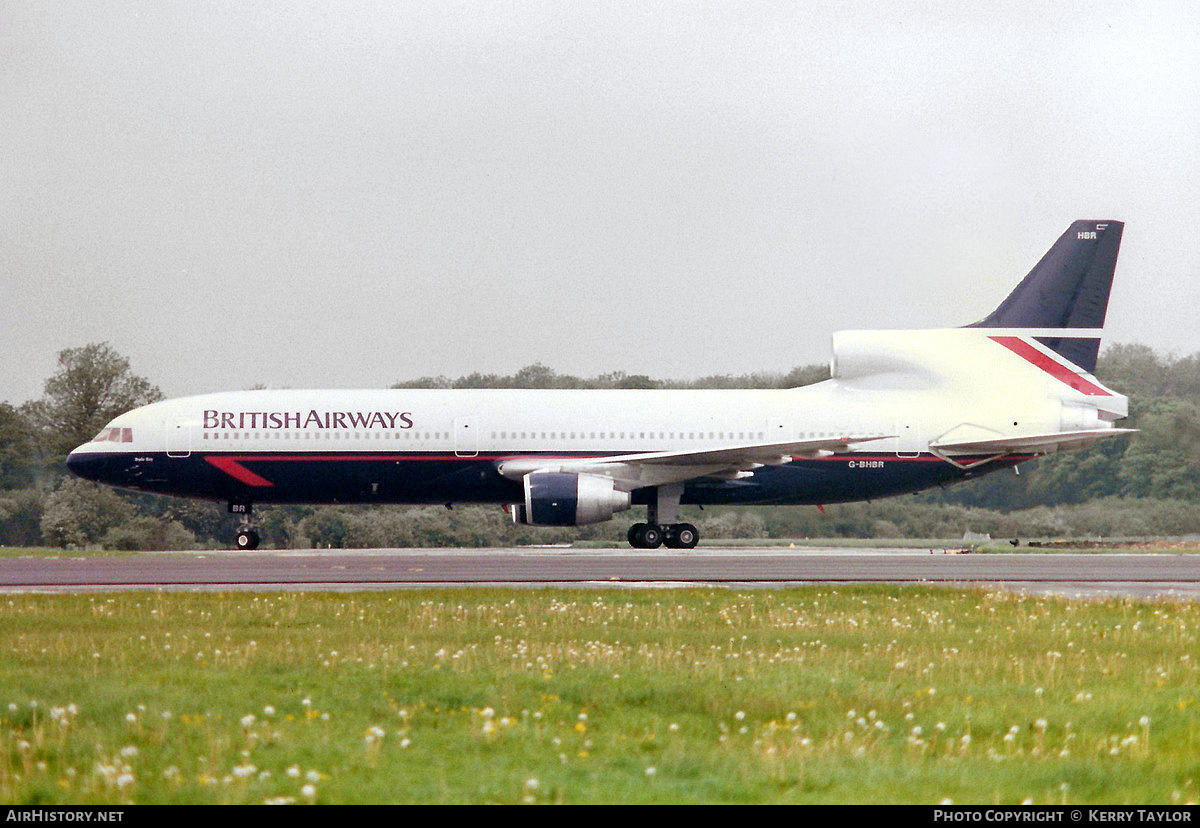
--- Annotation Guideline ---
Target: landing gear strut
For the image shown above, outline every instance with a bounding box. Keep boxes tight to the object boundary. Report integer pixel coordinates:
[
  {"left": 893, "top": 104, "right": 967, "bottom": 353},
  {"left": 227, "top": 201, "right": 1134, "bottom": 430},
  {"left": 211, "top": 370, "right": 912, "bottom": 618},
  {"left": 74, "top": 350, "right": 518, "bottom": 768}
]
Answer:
[
  {"left": 626, "top": 484, "right": 700, "bottom": 549},
  {"left": 229, "top": 503, "right": 260, "bottom": 551}
]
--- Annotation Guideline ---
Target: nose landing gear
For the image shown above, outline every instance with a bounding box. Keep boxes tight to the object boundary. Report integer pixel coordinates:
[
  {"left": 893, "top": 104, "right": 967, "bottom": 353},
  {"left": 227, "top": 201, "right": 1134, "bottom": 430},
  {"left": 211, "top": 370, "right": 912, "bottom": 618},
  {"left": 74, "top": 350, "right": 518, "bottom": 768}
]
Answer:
[{"left": 229, "top": 503, "right": 260, "bottom": 550}]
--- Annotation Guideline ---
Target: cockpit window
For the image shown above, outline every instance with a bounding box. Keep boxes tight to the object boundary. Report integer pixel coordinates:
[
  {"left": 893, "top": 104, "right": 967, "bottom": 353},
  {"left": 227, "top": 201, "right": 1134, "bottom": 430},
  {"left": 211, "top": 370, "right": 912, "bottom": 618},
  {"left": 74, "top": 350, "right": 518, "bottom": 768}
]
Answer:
[{"left": 92, "top": 427, "right": 132, "bottom": 443}]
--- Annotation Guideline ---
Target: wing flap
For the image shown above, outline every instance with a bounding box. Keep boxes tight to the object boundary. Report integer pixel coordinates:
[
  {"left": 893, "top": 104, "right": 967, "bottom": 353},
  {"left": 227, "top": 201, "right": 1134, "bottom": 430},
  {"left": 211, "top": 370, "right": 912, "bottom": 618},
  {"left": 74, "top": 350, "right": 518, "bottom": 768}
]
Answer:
[
  {"left": 496, "top": 435, "right": 892, "bottom": 488},
  {"left": 930, "top": 428, "right": 1136, "bottom": 456},
  {"left": 582, "top": 434, "right": 892, "bottom": 466}
]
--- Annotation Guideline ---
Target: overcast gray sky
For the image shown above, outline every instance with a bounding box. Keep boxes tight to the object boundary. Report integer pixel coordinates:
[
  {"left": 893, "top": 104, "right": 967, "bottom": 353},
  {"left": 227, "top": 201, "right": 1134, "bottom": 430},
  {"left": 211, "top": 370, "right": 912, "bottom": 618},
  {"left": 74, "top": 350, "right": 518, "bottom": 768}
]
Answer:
[{"left": 2, "top": 1, "right": 1198, "bottom": 403}]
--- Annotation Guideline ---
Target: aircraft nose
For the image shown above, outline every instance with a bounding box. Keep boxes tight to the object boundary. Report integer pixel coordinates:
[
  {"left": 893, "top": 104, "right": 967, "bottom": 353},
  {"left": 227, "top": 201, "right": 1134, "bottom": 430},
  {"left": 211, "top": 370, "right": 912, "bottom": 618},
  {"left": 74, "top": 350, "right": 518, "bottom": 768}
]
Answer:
[{"left": 66, "top": 447, "right": 102, "bottom": 482}]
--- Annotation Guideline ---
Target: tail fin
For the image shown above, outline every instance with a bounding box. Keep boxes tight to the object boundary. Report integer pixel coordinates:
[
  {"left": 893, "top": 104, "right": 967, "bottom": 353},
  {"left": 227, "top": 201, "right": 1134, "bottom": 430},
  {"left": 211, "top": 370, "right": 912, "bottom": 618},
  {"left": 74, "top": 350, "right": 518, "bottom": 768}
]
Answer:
[{"left": 967, "top": 220, "right": 1123, "bottom": 373}]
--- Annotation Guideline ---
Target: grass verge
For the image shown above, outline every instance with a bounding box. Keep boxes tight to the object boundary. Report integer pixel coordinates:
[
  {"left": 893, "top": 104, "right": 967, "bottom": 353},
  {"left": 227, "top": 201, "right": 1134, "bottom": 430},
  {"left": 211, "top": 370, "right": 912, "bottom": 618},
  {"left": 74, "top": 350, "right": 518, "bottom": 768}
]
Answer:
[{"left": 1, "top": 587, "right": 1198, "bottom": 804}]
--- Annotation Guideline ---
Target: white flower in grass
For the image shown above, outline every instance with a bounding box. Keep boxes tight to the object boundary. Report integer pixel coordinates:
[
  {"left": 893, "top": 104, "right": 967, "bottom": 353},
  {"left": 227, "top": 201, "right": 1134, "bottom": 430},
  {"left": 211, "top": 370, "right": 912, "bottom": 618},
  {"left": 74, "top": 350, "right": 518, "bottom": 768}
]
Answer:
[
  {"left": 286, "top": 766, "right": 301, "bottom": 779},
  {"left": 240, "top": 714, "right": 256, "bottom": 728},
  {"left": 305, "top": 770, "right": 321, "bottom": 783},
  {"left": 300, "top": 784, "right": 316, "bottom": 800},
  {"left": 124, "top": 712, "right": 137, "bottom": 724},
  {"left": 263, "top": 705, "right": 275, "bottom": 717}
]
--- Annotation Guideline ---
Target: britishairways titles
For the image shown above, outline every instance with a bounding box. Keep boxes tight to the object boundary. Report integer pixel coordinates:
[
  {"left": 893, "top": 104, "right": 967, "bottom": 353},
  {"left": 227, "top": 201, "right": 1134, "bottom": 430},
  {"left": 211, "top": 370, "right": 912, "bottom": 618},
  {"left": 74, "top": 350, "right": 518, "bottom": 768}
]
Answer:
[{"left": 203, "top": 410, "right": 414, "bottom": 430}]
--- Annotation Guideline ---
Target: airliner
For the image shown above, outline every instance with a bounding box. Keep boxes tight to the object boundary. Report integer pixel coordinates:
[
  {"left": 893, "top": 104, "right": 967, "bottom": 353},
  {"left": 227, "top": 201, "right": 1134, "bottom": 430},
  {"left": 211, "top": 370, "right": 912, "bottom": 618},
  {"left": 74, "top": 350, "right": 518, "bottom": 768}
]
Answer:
[{"left": 68, "top": 220, "right": 1134, "bottom": 550}]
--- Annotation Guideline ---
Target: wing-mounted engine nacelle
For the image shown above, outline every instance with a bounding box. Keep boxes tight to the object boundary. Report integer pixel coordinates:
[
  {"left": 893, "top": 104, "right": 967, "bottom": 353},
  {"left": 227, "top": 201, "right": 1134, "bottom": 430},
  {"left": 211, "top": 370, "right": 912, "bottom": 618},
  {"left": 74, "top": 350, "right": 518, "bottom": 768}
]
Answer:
[{"left": 509, "top": 472, "right": 632, "bottom": 526}]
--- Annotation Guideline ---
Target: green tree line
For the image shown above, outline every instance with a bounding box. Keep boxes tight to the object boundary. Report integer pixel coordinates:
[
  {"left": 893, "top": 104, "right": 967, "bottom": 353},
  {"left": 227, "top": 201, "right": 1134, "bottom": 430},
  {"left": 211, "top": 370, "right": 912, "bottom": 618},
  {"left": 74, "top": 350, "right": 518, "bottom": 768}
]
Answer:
[{"left": 1, "top": 342, "right": 1198, "bottom": 549}]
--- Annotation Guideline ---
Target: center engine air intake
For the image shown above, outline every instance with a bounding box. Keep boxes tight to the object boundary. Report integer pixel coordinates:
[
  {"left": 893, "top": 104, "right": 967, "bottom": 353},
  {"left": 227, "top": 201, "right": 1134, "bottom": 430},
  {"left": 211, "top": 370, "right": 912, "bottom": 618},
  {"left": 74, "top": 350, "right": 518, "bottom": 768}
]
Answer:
[{"left": 510, "top": 472, "right": 632, "bottom": 526}]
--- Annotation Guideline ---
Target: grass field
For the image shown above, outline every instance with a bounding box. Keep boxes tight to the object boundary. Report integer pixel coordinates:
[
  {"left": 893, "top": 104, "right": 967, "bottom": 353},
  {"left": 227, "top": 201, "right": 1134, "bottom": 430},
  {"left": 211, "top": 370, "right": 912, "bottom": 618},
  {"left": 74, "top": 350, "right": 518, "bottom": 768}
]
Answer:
[{"left": 1, "top": 586, "right": 1199, "bottom": 804}]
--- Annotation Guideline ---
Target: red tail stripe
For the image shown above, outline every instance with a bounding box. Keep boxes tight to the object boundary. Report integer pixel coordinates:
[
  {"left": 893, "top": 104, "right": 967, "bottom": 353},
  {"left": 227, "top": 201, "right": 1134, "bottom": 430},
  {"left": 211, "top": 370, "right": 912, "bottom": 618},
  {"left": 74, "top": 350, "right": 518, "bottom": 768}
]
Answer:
[{"left": 988, "top": 336, "right": 1111, "bottom": 396}]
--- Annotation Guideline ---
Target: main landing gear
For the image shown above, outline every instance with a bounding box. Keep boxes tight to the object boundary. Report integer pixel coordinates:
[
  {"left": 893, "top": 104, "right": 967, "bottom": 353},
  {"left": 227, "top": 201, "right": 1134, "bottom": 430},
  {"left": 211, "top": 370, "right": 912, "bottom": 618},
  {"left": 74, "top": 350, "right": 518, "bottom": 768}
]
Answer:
[
  {"left": 229, "top": 503, "right": 260, "bottom": 550},
  {"left": 626, "top": 483, "right": 701, "bottom": 549},
  {"left": 627, "top": 522, "right": 699, "bottom": 549}
]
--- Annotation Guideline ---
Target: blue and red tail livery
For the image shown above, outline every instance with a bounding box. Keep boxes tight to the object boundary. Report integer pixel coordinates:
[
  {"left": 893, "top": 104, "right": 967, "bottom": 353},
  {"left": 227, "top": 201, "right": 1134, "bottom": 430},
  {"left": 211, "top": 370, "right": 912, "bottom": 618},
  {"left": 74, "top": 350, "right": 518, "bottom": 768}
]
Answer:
[{"left": 968, "top": 220, "right": 1123, "bottom": 372}]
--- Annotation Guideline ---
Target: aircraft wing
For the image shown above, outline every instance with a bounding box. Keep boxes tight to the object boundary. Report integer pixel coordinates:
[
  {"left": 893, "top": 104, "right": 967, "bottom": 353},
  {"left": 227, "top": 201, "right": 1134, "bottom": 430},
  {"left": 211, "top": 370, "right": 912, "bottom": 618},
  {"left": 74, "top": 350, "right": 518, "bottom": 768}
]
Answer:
[
  {"left": 930, "top": 428, "right": 1136, "bottom": 456},
  {"left": 496, "top": 435, "right": 892, "bottom": 489}
]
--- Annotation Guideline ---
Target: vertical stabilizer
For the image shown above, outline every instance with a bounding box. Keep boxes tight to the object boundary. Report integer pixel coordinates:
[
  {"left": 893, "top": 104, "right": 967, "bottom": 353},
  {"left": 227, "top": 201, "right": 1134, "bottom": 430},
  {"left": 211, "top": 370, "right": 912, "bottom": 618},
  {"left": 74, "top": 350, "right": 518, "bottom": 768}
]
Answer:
[{"left": 967, "top": 220, "right": 1123, "bottom": 372}]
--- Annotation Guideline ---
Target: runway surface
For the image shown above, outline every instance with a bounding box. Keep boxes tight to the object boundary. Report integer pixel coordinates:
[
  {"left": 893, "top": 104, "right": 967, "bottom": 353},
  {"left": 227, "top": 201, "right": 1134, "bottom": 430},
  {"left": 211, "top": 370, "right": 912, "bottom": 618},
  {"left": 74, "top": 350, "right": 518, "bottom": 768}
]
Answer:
[{"left": 2, "top": 547, "right": 1200, "bottom": 598}]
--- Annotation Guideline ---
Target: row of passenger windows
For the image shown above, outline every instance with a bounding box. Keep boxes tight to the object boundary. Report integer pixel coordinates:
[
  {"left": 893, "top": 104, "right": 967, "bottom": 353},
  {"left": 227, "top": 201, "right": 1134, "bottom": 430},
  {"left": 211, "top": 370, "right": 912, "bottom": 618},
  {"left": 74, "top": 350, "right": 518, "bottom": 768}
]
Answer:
[
  {"left": 203, "top": 432, "right": 451, "bottom": 441},
  {"left": 492, "top": 431, "right": 768, "bottom": 440},
  {"left": 201, "top": 430, "right": 847, "bottom": 442}
]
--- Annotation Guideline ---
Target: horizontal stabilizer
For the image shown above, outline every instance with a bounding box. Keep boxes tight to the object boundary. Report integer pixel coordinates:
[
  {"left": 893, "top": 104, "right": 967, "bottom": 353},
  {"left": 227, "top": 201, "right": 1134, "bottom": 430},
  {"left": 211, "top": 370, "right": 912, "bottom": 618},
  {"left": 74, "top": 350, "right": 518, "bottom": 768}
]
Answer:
[{"left": 930, "top": 428, "right": 1136, "bottom": 456}]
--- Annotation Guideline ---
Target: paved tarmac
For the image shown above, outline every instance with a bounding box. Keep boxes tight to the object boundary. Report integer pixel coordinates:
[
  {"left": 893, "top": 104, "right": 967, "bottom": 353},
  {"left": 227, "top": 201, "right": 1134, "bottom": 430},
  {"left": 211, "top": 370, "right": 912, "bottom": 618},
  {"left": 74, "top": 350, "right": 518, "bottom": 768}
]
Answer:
[{"left": 1, "top": 547, "right": 1199, "bottom": 598}]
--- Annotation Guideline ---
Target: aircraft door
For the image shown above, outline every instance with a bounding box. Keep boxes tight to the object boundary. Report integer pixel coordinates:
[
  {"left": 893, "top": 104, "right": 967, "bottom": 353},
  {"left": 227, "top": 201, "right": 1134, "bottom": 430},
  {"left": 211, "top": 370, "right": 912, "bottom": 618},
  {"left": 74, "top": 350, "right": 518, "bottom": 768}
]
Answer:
[
  {"left": 166, "top": 422, "right": 192, "bottom": 458},
  {"left": 895, "top": 420, "right": 922, "bottom": 458},
  {"left": 454, "top": 416, "right": 478, "bottom": 457}
]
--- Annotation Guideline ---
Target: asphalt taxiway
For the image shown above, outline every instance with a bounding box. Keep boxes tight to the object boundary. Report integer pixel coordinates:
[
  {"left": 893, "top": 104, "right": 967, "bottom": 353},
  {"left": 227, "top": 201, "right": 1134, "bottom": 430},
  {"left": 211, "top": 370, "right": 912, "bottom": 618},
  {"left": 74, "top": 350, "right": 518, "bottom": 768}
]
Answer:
[{"left": 1, "top": 547, "right": 1199, "bottom": 599}]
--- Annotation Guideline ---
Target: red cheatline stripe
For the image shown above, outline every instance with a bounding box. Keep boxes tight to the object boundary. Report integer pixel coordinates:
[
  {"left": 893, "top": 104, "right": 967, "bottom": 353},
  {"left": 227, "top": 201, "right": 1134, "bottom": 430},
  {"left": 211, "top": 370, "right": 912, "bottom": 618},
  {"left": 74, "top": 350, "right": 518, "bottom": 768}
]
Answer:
[
  {"left": 205, "top": 457, "right": 275, "bottom": 487},
  {"left": 988, "top": 336, "right": 1112, "bottom": 396}
]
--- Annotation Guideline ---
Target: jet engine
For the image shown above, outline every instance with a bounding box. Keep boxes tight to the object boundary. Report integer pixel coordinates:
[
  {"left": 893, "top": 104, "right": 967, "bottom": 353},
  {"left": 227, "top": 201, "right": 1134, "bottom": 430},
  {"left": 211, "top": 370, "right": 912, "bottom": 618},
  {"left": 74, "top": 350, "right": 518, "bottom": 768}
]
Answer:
[{"left": 508, "top": 472, "right": 631, "bottom": 526}]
